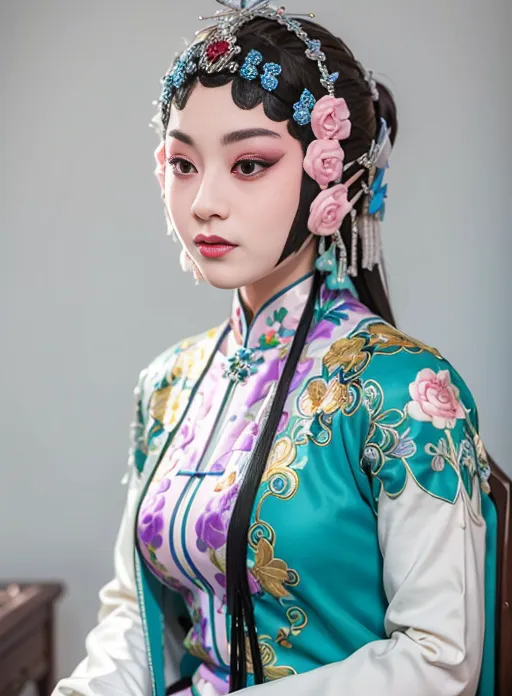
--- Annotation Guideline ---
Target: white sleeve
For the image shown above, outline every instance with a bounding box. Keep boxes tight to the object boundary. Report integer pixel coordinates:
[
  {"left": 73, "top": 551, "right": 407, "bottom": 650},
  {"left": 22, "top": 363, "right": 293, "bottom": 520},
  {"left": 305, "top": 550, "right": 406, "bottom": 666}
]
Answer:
[
  {"left": 237, "top": 474, "right": 486, "bottom": 696},
  {"left": 53, "top": 374, "right": 151, "bottom": 696},
  {"left": 52, "top": 471, "right": 151, "bottom": 696}
]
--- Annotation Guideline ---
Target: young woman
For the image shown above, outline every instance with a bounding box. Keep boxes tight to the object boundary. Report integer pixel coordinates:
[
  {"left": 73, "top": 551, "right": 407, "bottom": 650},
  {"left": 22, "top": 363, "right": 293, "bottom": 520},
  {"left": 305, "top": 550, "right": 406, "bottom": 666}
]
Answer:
[{"left": 53, "top": 2, "right": 497, "bottom": 695}]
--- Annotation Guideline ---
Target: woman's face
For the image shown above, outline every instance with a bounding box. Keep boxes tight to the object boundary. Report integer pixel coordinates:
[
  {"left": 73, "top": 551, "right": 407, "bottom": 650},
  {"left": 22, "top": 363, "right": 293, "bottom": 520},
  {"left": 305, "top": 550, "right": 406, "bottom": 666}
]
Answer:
[{"left": 156, "top": 82, "right": 307, "bottom": 290}]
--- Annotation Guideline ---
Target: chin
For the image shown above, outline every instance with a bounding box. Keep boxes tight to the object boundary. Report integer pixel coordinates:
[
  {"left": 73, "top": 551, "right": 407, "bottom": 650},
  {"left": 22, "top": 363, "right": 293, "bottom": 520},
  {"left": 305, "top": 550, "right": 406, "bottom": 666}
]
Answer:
[
  {"left": 203, "top": 274, "right": 242, "bottom": 290},
  {"left": 196, "top": 260, "right": 271, "bottom": 291}
]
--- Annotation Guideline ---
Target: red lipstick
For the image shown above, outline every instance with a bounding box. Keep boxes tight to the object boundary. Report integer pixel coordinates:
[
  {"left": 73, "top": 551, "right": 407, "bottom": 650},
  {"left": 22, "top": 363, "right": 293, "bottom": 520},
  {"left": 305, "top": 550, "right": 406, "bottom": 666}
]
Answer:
[{"left": 194, "top": 234, "right": 238, "bottom": 259}]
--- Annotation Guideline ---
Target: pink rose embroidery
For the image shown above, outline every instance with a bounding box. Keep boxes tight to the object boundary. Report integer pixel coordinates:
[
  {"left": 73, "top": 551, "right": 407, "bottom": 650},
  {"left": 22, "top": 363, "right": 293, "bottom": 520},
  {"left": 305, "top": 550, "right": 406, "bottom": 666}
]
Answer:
[
  {"left": 307, "top": 183, "right": 352, "bottom": 236},
  {"left": 304, "top": 138, "right": 345, "bottom": 188},
  {"left": 311, "top": 96, "right": 351, "bottom": 140},
  {"left": 407, "top": 368, "right": 465, "bottom": 429}
]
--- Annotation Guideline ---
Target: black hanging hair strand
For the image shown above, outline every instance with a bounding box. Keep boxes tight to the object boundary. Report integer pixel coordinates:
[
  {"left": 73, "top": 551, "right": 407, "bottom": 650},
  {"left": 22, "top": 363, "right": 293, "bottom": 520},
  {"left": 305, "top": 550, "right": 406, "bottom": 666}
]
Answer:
[{"left": 226, "top": 270, "right": 323, "bottom": 691}]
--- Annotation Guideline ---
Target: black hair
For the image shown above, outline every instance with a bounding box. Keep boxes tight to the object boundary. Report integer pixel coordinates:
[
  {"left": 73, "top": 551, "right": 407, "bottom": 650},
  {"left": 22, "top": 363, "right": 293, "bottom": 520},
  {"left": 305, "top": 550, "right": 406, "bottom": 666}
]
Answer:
[{"left": 164, "top": 16, "right": 399, "bottom": 690}]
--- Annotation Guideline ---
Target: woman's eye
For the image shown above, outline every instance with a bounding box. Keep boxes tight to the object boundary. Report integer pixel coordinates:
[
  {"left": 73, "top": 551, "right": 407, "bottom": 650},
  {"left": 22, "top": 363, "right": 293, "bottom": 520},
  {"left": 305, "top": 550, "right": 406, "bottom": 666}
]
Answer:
[
  {"left": 233, "top": 160, "right": 272, "bottom": 177},
  {"left": 167, "top": 157, "right": 196, "bottom": 175},
  {"left": 167, "top": 157, "right": 273, "bottom": 178}
]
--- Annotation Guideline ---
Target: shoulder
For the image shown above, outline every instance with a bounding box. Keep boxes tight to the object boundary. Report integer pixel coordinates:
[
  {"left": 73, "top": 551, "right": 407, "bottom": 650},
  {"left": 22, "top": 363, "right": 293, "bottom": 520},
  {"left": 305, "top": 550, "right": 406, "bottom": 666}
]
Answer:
[
  {"left": 328, "top": 318, "right": 488, "bottom": 507},
  {"left": 142, "top": 324, "right": 223, "bottom": 390},
  {"left": 136, "top": 323, "right": 225, "bottom": 429},
  {"left": 347, "top": 318, "right": 478, "bottom": 424}
]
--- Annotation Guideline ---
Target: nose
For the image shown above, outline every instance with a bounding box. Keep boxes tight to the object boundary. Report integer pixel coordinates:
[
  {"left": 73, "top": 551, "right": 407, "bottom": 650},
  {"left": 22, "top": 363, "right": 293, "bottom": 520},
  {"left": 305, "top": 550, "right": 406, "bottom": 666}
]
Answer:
[{"left": 191, "top": 170, "right": 230, "bottom": 222}]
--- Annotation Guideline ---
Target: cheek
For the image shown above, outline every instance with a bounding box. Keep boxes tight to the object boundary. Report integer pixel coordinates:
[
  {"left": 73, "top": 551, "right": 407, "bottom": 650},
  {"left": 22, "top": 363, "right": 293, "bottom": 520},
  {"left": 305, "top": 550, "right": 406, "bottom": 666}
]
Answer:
[
  {"left": 167, "top": 179, "right": 195, "bottom": 233},
  {"left": 255, "top": 159, "right": 303, "bottom": 234}
]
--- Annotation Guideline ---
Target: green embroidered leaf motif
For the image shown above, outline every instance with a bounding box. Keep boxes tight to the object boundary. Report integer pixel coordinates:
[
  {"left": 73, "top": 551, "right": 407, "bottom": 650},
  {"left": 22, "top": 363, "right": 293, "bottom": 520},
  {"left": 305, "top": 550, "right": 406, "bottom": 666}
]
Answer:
[
  {"left": 134, "top": 448, "right": 147, "bottom": 474},
  {"left": 274, "top": 308, "right": 288, "bottom": 324}
]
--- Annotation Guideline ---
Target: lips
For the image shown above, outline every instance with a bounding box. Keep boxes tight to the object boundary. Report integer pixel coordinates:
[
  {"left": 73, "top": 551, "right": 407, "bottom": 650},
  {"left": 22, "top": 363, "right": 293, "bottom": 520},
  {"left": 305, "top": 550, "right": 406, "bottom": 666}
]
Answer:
[
  {"left": 194, "top": 234, "right": 235, "bottom": 245},
  {"left": 194, "top": 233, "right": 238, "bottom": 259}
]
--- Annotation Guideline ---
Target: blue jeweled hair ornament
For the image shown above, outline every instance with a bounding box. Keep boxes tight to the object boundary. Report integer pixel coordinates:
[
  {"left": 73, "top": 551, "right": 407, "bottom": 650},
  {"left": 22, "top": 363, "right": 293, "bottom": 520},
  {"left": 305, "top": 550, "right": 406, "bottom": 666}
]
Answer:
[
  {"left": 292, "top": 88, "right": 316, "bottom": 125},
  {"left": 152, "top": 0, "right": 392, "bottom": 289},
  {"left": 260, "top": 61, "right": 282, "bottom": 91},
  {"left": 239, "top": 48, "right": 262, "bottom": 79},
  {"left": 239, "top": 50, "right": 282, "bottom": 91}
]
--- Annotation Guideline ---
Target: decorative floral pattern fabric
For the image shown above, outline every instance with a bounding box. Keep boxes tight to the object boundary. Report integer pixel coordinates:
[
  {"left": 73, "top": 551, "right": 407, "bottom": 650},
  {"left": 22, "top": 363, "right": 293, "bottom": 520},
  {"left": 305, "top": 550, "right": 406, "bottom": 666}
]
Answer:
[{"left": 133, "top": 272, "right": 494, "bottom": 696}]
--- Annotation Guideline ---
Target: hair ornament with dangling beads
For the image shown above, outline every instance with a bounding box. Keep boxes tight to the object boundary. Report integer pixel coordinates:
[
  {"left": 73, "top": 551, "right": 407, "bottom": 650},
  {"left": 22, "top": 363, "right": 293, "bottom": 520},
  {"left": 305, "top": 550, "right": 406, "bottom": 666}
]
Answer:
[{"left": 152, "top": 0, "right": 392, "bottom": 289}]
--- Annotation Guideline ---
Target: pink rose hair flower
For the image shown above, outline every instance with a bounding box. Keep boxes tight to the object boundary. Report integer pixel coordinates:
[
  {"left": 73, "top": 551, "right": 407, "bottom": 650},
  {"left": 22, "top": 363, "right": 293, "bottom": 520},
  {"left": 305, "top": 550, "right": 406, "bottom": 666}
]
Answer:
[
  {"left": 311, "top": 95, "right": 351, "bottom": 140},
  {"left": 304, "top": 138, "right": 345, "bottom": 188},
  {"left": 407, "top": 368, "right": 466, "bottom": 430},
  {"left": 307, "top": 183, "right": 353, "bottom": 236}
]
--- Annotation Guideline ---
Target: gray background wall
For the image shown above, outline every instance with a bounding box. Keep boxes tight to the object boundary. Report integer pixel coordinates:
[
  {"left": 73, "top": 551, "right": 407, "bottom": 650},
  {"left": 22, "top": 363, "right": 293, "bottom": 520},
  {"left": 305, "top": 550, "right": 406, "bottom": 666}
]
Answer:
[{"left": 1, "top": 0, "right": 510, "bottom": 684}]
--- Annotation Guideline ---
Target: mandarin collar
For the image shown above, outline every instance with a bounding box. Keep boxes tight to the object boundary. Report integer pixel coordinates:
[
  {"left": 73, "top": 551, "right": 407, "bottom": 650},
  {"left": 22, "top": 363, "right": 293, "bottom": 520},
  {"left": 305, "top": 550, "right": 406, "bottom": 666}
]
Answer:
[{"left": 228, "top": 271, "right": 359, "bottom": 352}]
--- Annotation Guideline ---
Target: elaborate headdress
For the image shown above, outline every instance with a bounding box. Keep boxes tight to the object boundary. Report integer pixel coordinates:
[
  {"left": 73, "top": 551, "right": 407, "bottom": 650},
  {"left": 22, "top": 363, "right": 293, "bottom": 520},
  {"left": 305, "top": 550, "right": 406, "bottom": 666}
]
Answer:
[{"left": 153, "top": 0, "right": 392, "bottom": 286}]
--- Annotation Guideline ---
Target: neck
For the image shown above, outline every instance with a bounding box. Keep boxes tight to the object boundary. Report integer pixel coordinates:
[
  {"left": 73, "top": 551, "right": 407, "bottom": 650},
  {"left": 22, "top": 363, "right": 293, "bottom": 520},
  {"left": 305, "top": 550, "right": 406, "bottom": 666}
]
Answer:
[{"left": 239, "top": 236, "right": 316, "bottom": 322}]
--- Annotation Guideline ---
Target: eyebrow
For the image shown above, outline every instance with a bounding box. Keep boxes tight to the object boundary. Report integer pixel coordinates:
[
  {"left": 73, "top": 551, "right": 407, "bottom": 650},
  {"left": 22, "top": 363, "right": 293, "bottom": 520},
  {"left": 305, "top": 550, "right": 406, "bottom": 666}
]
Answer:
[{"left": 166, "top": 128, "right": 282, "bottom": 146}]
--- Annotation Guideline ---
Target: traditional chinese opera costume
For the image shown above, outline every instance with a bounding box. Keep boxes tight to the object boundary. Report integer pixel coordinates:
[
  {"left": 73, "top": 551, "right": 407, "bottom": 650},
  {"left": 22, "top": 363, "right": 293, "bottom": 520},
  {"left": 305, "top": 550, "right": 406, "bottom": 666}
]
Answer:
[{"left": 53, "top": 2, "right": 497, "bottom": 695}]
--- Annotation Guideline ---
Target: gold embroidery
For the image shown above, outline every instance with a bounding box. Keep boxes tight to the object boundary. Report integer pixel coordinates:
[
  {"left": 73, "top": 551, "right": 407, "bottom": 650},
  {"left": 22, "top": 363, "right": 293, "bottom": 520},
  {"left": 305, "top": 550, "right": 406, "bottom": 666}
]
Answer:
[
  {"left": 246, "top": 636, "right": 297, "bottom": 681},
  {"left": 208, "top": 547, "right": 225, "bottom": 575},
  {"left": 298, "top": 377, "right": 348, "bottom": 417},
  {"left": 214, "top": 470, "right": 236, "bottom": 492},
  {"left": 323, "top": 336, "right": 367, "bottom": 373},
  {"left": 366, "top": 322, "right": 442, "bottom": 357},
  {"left": 275, "top": 627, "right": 292, "bottom": 649},
  {"left": 473, "top": 433, "right": 491, "bottom": 494},
  {"left": 251, "top": 539, "right": 290, "bottom": 599},
  {"left": 264, "top": 437, "right": 296, "bottom": 478},
  {"left": 149, "top": 384, "right": 190, "bottom": 430},
  {"left": 172, "top": 343, "right": 208, "bottom": 382},
  {"left": 184, "top": 636, "right": 212, "bottom": 665}
]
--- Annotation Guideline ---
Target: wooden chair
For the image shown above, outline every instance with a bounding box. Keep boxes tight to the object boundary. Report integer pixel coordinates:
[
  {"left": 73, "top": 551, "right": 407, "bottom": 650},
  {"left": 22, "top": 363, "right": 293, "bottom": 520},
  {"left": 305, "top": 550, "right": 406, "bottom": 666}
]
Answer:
[{"left": 488, "top": 455, "right": 512, "bottom": 695}]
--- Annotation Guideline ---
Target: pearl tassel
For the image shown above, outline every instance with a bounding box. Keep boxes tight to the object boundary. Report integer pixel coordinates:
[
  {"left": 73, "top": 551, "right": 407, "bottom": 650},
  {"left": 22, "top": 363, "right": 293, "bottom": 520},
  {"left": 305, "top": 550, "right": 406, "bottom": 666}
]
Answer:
[
  {"left": 334, "top": 229, "right": 347, "bottom": 282},
  {"left": 347, "top": 208, "right": 358, "bottom": 277},
  {"left": 361, "top": 195, "right": 371, "bottom": 270}
]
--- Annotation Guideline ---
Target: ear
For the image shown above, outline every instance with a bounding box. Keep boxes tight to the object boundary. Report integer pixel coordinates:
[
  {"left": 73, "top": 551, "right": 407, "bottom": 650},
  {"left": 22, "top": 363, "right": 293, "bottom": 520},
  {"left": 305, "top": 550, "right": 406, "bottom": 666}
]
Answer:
[{"left": 154, "top": 142, "right": 166, "bottom": 193}]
